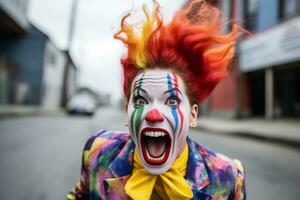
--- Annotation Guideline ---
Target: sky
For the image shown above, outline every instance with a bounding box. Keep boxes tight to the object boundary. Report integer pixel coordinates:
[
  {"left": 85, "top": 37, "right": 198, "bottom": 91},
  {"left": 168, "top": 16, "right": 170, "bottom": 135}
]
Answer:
[{"left": 28, "top": 0, "right": 185, "bottom": 104}]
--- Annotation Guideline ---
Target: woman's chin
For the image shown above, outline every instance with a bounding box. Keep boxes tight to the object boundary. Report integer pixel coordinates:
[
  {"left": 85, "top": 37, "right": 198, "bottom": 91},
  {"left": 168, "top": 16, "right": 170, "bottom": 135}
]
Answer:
[
  {"left": 139, "top": 149, "right": 175, "bottom": 175},
  {"left": 142, "top": 160, "right": 173, "bottom": 175}
]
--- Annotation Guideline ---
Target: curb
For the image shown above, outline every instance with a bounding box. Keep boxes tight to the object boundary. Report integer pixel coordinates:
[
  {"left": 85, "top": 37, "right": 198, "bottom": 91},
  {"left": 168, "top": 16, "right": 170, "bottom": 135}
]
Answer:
[
  {"left": 196, "top": 126, "right": 300, "bottom": 151},
  {"left": 0, "top": 106, "right": 65, "bottom": 119}
]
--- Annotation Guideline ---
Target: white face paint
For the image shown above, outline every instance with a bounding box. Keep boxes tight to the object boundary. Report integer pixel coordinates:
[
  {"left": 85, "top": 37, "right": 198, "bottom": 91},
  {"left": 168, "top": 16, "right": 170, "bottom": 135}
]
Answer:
[{"left": 127, "top": 69, "right": 192, "bottom": 174}]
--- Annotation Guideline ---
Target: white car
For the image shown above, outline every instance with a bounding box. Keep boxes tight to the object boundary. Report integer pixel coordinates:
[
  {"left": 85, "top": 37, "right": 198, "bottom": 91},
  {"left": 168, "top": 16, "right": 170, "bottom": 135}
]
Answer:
[{"left": 67, "top": 93, "right": 97, "bottom": 116}]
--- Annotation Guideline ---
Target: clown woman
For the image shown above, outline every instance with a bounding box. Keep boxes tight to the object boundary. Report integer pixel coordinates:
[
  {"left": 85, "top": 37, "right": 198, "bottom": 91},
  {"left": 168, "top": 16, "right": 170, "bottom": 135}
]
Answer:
[{"left": 67, "top": 0, "right": 246, "bottom": 199}]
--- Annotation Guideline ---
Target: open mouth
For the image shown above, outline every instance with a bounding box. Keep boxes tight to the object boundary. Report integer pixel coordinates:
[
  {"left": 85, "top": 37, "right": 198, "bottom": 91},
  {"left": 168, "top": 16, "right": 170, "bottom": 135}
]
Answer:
[{"left": 140, "top": 128, "right": 171, "bottom": 165}]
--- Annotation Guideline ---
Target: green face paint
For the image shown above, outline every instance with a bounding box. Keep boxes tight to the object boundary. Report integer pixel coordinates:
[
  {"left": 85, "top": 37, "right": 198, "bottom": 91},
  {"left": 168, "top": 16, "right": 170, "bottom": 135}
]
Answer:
[
  {"left": 131, "top": 105, "right": 144, "bottom": 137},
  {"left": 130, "top": 74, "right": 144, "bottom": 137}
]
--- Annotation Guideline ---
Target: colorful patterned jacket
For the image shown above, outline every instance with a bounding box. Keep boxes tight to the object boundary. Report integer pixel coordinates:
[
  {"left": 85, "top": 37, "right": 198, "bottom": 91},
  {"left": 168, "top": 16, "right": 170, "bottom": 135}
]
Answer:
[{"left": 66, "top": 130, "right": 246, "bottom": 200}]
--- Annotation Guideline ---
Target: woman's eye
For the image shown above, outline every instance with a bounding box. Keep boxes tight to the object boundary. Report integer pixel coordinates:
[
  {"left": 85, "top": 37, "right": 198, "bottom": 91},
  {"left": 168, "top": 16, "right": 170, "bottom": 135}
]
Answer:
[
  {"left": 134, "top": 96, "right": 148, "bottom": 106},
  {"left": 165, "top": 96, "right": 180, "bottom": 107}
]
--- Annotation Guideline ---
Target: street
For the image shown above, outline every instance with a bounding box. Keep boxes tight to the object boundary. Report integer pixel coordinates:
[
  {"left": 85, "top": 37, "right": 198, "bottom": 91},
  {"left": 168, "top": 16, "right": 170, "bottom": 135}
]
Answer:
[{"left": 0, "top": 106, "right": 299, "bottom": 200}]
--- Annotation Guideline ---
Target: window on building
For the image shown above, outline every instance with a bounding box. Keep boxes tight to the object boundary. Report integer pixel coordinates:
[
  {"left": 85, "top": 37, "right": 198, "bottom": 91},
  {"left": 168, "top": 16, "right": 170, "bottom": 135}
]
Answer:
[
  {"left": 244, "top": 0, "right": 259, "bottom": 31},
  {"left": 279, "top": 0, "right": 300, "bottom": 19},
  {"left": 46, "top": 50, "right": 56, "bottom": 67},
  {"left": 220, "top": 0, "right": 232, "bottom": 33}
]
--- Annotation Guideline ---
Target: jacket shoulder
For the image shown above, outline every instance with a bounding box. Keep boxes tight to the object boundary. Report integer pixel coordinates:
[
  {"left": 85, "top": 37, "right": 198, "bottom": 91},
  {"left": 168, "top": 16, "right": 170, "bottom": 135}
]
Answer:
[
  {"left": 82, "top": 130, "right": 132, "bottom": 169},
  {"left": 191, "top": 140, "right": 245, "bottom": 198},
  {"left": 83, "top": 130, "right": 131, "bottom": 151},
  {"left": 194, "top": 142, "right": 241, "bottom": 175},
  {"left": 68, "top": 130, "right": 133, "bottom": 199}
]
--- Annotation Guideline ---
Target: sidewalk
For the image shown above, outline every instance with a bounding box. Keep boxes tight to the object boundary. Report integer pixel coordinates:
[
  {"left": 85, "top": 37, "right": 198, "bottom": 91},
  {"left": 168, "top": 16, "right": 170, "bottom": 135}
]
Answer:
[
  {"left": 197, "top": 117, "right": 300, "bottom": 149},
  {"left": 0, "top": 105, "right": 64, "bottom": 118}
]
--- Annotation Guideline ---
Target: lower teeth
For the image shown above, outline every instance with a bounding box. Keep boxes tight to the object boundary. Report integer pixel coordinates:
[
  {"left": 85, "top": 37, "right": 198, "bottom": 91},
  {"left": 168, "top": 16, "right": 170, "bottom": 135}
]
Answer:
[{"left": 146, "top": 150, "right": 165, "bottom": 161}]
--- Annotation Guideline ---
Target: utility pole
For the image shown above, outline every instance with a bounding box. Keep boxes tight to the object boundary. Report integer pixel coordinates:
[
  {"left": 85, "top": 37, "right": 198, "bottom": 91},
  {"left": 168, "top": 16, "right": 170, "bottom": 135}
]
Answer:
[
  {"left": 67, "top": 0, "right": 79, "bottom": 50},
  {"left": 265, "top": 68, "right": 274, "bottom": 119},
  {"left": 61, "top": 0, "right": 79, "bottom": 107}
]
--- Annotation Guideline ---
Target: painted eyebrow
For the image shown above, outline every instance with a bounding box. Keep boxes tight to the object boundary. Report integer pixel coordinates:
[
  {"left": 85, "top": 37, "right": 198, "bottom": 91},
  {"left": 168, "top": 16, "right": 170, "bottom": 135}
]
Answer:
[
  {"left": 132, "top": 86, "right": 148, "bottom": 95},
  {"left": 163, "top": 88, "right": 183, "bottom": 96}
]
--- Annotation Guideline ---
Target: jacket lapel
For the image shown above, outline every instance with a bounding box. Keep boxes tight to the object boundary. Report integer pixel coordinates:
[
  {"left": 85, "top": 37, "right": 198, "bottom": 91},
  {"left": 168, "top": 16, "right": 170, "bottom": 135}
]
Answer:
[
  {"left": 103, "top": 138, "right": 135, "bottom": 199},
  {"left": 186, "top": 138, "right": 210, "bottom": 197},
  {"left": 109, "top": 139, "right": 135, "bottom": 177}
]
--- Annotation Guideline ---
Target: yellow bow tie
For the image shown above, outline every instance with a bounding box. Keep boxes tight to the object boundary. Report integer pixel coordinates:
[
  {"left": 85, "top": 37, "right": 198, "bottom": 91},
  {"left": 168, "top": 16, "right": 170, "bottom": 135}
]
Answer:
[{"left": 125, "top": 144, "right": 193, "bottom": 200}]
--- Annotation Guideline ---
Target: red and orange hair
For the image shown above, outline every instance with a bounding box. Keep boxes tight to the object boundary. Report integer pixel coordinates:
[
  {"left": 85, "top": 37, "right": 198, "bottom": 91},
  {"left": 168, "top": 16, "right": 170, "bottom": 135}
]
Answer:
[{"left": 114, "top": 0, "right": 238, "bottom": 104}]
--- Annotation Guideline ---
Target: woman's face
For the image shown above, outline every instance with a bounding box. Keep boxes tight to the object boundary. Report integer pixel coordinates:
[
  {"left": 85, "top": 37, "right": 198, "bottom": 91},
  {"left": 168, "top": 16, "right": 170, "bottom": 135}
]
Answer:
[{"left": 126, "top": 68, "right": 198, "bottom": 174}]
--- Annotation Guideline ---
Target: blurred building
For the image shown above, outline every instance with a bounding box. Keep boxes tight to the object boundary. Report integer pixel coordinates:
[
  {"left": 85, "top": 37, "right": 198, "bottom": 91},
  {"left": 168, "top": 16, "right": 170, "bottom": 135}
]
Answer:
[
  {"left": 42, "top": 41, "right": 77, "bottom": 108},
  {"left": 203, "top": 0, "right": 300, "bottom": 119},
  {"left": 0, "top": 0, "right": 30, "bottom": 104},
  {"left": 0, "top": 0, "right": 77, "bottom": 107},
  {"left": 0, "top": 24, "right": 48, "bottom": 105},
  {"left": 0, "top": 0, "right": 29, "bottom": 33}
]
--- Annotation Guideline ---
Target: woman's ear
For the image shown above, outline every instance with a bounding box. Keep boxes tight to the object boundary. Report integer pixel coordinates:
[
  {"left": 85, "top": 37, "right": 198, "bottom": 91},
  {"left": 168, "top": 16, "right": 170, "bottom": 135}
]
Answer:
[{"left": 189, "top": 104, "right": 198, "bottom": 128}]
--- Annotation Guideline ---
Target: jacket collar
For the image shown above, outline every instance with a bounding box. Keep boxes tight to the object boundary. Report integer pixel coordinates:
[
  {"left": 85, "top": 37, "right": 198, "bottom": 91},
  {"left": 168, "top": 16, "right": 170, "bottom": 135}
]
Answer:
[
  {"left": 186, "top": 137, "right": 210, "bottom": 191},
  {"left": 107, "top": 136, "right": 209, "bottom": 190},
  {"left": 109, "top": 138, "right": 135, "bottom": 177}
]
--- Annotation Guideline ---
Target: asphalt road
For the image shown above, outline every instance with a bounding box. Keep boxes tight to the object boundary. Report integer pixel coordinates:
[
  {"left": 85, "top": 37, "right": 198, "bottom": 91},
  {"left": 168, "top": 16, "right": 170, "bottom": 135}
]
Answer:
[{"left": 0, "top": 106, "right": 299, "bottom": 200}]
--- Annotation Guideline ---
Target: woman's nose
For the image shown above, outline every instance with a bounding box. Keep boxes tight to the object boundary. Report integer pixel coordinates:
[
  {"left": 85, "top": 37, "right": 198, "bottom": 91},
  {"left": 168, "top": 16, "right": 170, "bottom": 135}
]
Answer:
[{"left": 145, "top": 109, "right": 164, "bottom": 123}]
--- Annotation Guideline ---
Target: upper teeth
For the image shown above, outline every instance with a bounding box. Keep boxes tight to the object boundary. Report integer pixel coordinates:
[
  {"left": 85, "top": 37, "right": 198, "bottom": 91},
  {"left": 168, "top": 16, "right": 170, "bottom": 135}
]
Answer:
[{"left": 144, "top": 131, "right": 166, "bottom": 137}]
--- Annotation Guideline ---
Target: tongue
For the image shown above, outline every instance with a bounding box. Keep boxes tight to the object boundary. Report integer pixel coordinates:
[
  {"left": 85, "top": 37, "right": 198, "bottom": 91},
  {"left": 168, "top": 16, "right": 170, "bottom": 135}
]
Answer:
[{"left": 146, "top": 137, "right": 168, "bottom": 158}]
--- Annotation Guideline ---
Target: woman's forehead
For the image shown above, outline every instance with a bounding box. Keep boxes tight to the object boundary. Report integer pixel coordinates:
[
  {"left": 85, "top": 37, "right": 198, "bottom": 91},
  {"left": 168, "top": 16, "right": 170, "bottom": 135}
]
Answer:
[
  {"left": 132, "top": 69, "right": 186, "bottom": 91},
  {"left": 130, "top": 69, "right": 189, "bottom": 99}
]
